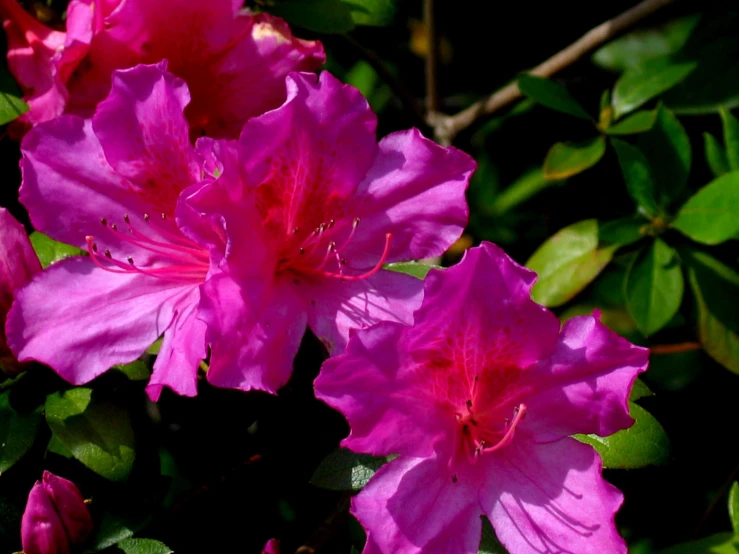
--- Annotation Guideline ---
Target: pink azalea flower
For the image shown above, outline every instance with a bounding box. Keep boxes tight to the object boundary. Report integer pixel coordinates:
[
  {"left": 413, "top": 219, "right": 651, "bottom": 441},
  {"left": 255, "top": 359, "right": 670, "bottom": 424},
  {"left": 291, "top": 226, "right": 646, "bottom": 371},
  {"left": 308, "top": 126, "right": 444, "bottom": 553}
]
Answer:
[
  {"left": 0, "top": 0, "right": 324, "bottom": 138},
  {"left": 314, "top": 242, "right": 649, "bottom": 554},
  {"left": 262, "top": 538, "right": 280, "bottom": 554},
  {"left": 6, "top": 63, "right": 218, "bottom": 400},
  {"left": 0, "top": 207, "right": 41, "bottom": 374},
  {"left": 181, "top": 70, "right": 475, "bottom": 393},
  {"left": 21, "top": 471, "right": 94, "bottom": 554}
]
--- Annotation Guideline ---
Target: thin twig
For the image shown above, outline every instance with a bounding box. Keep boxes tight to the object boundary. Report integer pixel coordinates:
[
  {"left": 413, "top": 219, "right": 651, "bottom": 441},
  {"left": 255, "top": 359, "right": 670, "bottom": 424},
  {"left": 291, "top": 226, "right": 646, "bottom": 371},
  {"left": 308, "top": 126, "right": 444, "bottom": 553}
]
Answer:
[
  {"left": 650, "top": 342, "right": 702, "bottom": 355},
  {"left": 431, "top": 0, "right": 677, "bottom": 144},
  {"left": 340, "top": 34, "right": 428, "bottom": 131},
  {"left": 424, "top": 0, "right": 440, "bottom": 115}
]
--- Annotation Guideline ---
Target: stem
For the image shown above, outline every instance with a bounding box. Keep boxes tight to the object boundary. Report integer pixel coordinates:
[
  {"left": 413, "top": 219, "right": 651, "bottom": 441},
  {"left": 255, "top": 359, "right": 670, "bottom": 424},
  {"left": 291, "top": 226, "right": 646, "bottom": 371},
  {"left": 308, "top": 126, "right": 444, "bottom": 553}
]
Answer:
[
  {"left": 432, "top": 0, "right": 677, "bottom": 144},
  {"left": 650, "top": 342, "right": 702, "bottom": 355}
]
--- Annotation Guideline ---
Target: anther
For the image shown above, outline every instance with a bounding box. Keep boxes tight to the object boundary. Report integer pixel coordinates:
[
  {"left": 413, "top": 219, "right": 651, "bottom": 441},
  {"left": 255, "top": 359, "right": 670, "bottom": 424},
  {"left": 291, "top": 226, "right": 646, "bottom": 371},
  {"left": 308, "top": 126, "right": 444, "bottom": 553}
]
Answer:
[
  {"left": 327, "top": 219, "right": 335, "bottom": 228},
  {"left": 91, "top": 243, "right": 98, "bottom": 252},
  {"left": 110, "top": 224, "right": 118, "bottom": 231},
  {"left": 328, "top": 241, "right": 336, "bottom": 252},
  {"left": 144, "top": 214, "right": 150, "bottom": 222},
  {"left": 100, "top": 217, "right": 107, "bottom": 226},
  {"left": 292, "top": 227, "right": 299, "bottom": 234},
  {"left": 127, "top": 257, "right": 134, "bottom": 265},
  {"left": 353, "top": 218, "right": 360, "bottom": 228},
  {"left": 299, "top": 247, "right": 306, "bottom": 255},
  {"left": 341, "top": 258, "right": 347, "bottom": 265},
  {"left": 123, "top": 214, "right": 130, "bottom": 224},
  {"left": 104, "top": 250, "right": 112, "bottom": 258},
  {"left": 452, "top": 474, "right": 458, "bottom": 483},
  {"left": 161, "top": 213, "right": 166, "bottom": 220}
]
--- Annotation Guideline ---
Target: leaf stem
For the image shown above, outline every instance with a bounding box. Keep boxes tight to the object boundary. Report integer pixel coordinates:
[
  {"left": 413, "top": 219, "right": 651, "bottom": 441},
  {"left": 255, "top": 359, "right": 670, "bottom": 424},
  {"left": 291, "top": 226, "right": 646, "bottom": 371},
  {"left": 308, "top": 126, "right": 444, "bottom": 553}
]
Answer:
[{"left": 649, "top": 342, "right": 702, "bottom": 355}]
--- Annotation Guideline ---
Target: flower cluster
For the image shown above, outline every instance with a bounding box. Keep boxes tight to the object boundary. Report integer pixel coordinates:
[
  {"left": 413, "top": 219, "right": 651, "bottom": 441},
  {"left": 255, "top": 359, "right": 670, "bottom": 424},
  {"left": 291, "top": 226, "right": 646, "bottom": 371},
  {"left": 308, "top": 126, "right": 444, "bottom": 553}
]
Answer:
[{"left": 0, "top": 2, "right": 648, "bottom": 553}]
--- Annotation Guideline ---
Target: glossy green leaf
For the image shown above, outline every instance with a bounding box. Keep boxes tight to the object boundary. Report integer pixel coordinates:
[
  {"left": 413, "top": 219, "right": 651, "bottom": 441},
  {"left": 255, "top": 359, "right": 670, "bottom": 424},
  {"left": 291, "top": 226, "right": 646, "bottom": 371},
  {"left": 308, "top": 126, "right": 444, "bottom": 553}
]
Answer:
[
  {"left": 111, "top": 539, "right": 173, "bottom": 554},
  {"left": 517, "top": 75, "right": 591, "bottom": 120},
  {"left": 46, "top": 434, "right": 74, "bottom": 459},
  {"left": 385, "top": 262, "right": 440, "bottom": 279},
  {"left": 703, "top": 132, "right": 730, "bottom": 177},
  {"left": 479, "top": 516, "right": 509, "bottom": 554},
  {"left": 611, "top": 138, "right": 658, "bottom": 216},
  {"left": 672, "top": 172, "right": 739, "bottom": 245},
  {"left": 543, "top": 136, "right": 606, "bottom": 180},
  {"left": 612, "top": 59, "right": 696, "bottom": 119},
  {"left": 113, "top": 361, "right": 150, "bottom": 381},
  {"left": 625, "top": 239, "right": 684, "bottom": 336},
  {"left": 630, "top": 378, "right": 653, "bottom": 402},
  {"left": 683, "top": 249, "right": 739, "bottom": 374},
  {"left": 0, "top": 68, "right": 29, "bottom": 125},
  {"left": 268, "top": 0, "right": 355, "bottom": 33},
  {"left": 526, "top": 220, "right": 617, "bottom": 307},
  {"left": 342, "top": 0, "right": 396, "bottom": 26},
  {"left": 489, "top": 168, "right": 554, "bottom": 216},
  {"left": 576, "top": 401, "right": 670, "bottom": 469},
  {"left": 605, "top": 110, "right": 657, "bottom": 135},
  {"left": 0, "top": 391, "right": 42, "bottom": 474},
  {"left": 720, "top": 108, "right": 739, "bottom": 170},
  {"left": 598, "top": 217, "right": 645, "bottom": 247},
  {"left": 660, "top": 533, "right": 739, "bottom": 554},
  {"left": 29, "top": 232, "right": 83, "bottom": 269},
  {"left": 729, "top": 482, "right": 739, "bottom": 534},
  {"left": 85, "top": 511, "right": 153, "bottom": 552},
  {"left": 45, "top": 388, "right": 135, "bottom": 481},
  {"left": 592, "top": 14, "right": 700, "bottom": 72},
  {"left": 310, "top": 448, "right": 389, "bottom": 491}
]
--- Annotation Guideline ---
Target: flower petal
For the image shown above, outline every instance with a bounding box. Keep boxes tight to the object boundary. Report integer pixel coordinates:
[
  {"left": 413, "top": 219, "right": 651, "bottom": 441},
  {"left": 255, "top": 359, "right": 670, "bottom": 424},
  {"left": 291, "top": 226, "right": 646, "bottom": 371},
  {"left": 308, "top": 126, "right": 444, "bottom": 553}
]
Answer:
[
  {"left": 42, "top": 471, "right": 93, "bottom": 545},
  {"left": 6, "top": 256, "right": 194, "bottom": 384},
  {"left": 0, "top": 208, "right": 40, "bottom": 297},
  {"left": 484, "top": 438, "right": 626, "bottom": 554},
  {"left": 353, "top": 455, "right": 482, "bottom": 554},
  {"left": 21, "top": 480, "right": 69, "bottom": 554}
]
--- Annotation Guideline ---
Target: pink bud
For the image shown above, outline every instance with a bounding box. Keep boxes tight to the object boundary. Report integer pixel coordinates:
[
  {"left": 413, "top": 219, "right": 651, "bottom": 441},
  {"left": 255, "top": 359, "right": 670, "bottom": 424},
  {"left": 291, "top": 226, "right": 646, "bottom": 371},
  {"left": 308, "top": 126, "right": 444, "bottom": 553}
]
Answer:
[
  {"left": 21, "top": 472, "right": 93, "bottom": 554},
  {"left": 262, "top": 538, "right": 280, "bottom": 554}
]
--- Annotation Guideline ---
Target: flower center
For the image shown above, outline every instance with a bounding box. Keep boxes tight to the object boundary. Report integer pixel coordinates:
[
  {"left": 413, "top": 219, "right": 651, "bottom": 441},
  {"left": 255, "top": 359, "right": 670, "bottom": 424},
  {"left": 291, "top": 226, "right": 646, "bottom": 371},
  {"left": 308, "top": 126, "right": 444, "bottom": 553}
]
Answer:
[
  {"left": 85, "top": 213, "right": 210, "bottom": 283},
  {"left": 276, "top": 217, "right": 392, "bottom": 282},
  {"left": 456, "top": 400, "right": 527, "bottom": 460}
]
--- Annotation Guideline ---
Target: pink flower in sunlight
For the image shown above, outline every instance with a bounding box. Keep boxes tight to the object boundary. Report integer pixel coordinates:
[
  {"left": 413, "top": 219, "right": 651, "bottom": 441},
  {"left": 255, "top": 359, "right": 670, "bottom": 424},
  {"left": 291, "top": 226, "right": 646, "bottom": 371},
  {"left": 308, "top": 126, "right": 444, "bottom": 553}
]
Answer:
[
  {"left": 314, "top": 242, "right": 649, "bottom": 554},
  {"left": 0, "top": 0, "right": 324, "bottom": 137},
  {"left": 7, "top": 63, "right": 217, "bottom": 400},
  {"left": 0, "top": 208, "right": 41, "bottom": 374},
  {"left": 21, "top": 471, "right": 93, "bottom": 554},
  {"left": 182, "top": 70, "right": 475, "bottom": 393}
]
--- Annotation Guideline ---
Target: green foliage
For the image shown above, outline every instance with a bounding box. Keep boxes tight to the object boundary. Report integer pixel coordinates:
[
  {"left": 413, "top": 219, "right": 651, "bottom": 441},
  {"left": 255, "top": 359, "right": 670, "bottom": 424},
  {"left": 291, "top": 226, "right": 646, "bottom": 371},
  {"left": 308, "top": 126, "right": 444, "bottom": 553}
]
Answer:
[
  {"left": 625, "top": 239, "right": 684, "bottom": 336},
  {"left": 0, "top": 391, "right": 42, "bottom": 474},
  {"left": 86, "top": 512, "right": 154, "bottom": 552},
  {"left": 517, "top": 75, "right": 591, "bottom": 120},
  {"left": 660, "top": 533, "right": 739, "bottom": 553},
  {"left": 29, "top": 232, "right": 83, "bottom": 268},
  {"left": 0, "top": 67, "right": 29, "bottom": 126},
  {"left": 598, "top": 217, "right": 645, "bottom": 248},
  {"left": 479, "top": 517, "right": 509, "bottom": 554},
  {"left": 526, "top": 220, "right": 617, "bottom": 307},
  {"left": 543, "top": 137, "right": 606, "bottom": 180},
  {"left": 605, "top": 110, "right": 657, "bottom": 135},
  {"left": 342, "top": 0, "right": 396, "bottom": 26},
  {"left": 611, "top": 138, "right": 659, "bottom": 217},
  {"left": 45, "top": 388, "right": 136, "bottom": 481},
  {"left": 703, "top": 132, "right": 730, "bottom": 176},
  {"left": 729, "top": 482, "right": 739, "bottom": 535},
  {"left": 106, "top": 539, "right": 173, "bottom": 554},
  {"left": 267, "top": 0, "right": 396, "bottom": 32},
  {"left": 720, "top": 108, "right": 739, "bottom": 170},
  {"left": 385, "top": 262, "right": 440, "bottom": 279},
  {"left": 672, "top": 172, "right": 739, "bottom": 245},
  {"left": 310, "top": 448, "right": 390, "bottom": 491}
]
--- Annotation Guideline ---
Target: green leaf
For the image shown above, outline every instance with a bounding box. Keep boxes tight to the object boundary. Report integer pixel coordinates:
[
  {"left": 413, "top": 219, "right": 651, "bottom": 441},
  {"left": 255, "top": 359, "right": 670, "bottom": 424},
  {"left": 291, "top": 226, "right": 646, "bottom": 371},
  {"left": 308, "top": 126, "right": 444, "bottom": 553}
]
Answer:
[
  {"left": 29, "top": 232, "right": 83, "bottom": 269},
  {"left": 611, "top": 138, "right": 658, "bottom": 216},
  {"left": 526, "top": 220, "right": 617, "bottom": 307},
  {"left": 341, "top": 0, "right": 396, "bottom": 26},
  {"left": 592, "top": 14, "right": 700, "bottom": 72},
  {"left": 45, "top": 388, "right": 135, "bottom": 481},
  {"left": 720, "top": 108, "right": 739, "bottom": 170},
  {"left": 0, "top": 391, "right": 42, "bottom": 474},
  {"left": 268, "top": 0, "right": 355, "bottom": 33},
  {"left": 672, "top": 172, "right": 739, "bottom": 245},
  {"left": 637, "top": 105, "right": 691, "bottom": 207},
  {"left": 703, "top": 132, "right": 730, "bottom": 177},
  {"left": 109, "top": 539, "right": 173, "bottom": 554},
  {"left": 683, "top": 249, "right": 739, "bottom": 374},
  {"left": 660, "top": 533, "right": 739, "bottom": 554},
  {"left": 113, "top": 361, "right": 150, "bottom": 381},
  {"left": 543, "top": 136, "right": 606, "bottom": 180},
  {"left": 605, "top": 110, "right": 657, "bottom": 135},
  {"left": 729, "top": 482, "right": 739, "bottom": 535},
  {"left": 46, "top": 434, "right": 74, "bottom": 459},
  {"left": 310, "top": 448, "right": 389, "bottom": 491},
  {"left": 85, "top": 511, "right": 153, "bottom": 553},
  {"left": 385, "top": 262, "right": 440, "bottom": 280},
  {"left": 575, "top": 401, "right": 670, "bottom": 469},
  {"left": 611, "top": 58, "right": 696, "bottom": 119},
  {"left": 625, "top": 239, "right": 684, "bottom": 336},
  {"left": 630, "top": 378, "right": 653, "bottom": 402},
  {"left": 517, "top": 75, "right": 591, "bottom": 120},
  {"left": 478, "top": 516, "right": 509, "bottom": 554},
  {"left": 0, "top": 67, "right": 29, "bottom": 126},
  {"left": 598, "top": 217, "right": 645, "bottom": 247},
  {"left": 489, "top": 168, "right": 554, "bottom": 216}
]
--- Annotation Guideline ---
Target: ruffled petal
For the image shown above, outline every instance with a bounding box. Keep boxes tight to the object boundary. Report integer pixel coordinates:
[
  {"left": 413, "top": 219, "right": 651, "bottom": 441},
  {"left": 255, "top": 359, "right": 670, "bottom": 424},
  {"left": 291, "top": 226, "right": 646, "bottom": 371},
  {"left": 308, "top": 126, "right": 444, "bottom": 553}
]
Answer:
[
  {"left": 483, "top": 438, "right": 626, "bottom": 554},
  {"left": 6, "top": 256, "right": 195, "bottom": 384},
  {"left": 353, "top": 455, "right": 482, "bottom": 554},
  {"left": 0, "top": 208, "right": 40, "bottom": 297}
]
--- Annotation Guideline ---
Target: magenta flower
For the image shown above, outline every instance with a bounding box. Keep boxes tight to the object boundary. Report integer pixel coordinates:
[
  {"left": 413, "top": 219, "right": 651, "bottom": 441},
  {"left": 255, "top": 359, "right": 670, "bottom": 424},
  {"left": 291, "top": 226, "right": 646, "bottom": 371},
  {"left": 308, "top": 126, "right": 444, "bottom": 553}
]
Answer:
[
  {"left": 314, "top": 242, "right": 649, "bottom": 554},
  {"left": 0, "top": 0, "right": 324, "bottom": 138},
  {"left": 262, "top": 538, "right": 280, "bottom": 554},
  {"left": 0, "top": 208, "right": 41, "bottom": 373},
  {"left": 21, "top": 471, "right": 93, "bottom": 554},
  {"left": 6, "top": 63, "right": 218, "bottom": 400},
  {"left": 181, "top": 70, "right": 474, "bottom": 393}
]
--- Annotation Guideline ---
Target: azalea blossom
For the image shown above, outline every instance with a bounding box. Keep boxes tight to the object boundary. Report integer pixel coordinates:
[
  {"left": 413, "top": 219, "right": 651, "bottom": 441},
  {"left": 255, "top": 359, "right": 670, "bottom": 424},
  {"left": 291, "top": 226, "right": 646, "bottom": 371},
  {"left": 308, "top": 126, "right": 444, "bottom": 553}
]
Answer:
[
  {"left": 0, "top": 0, "right": 324, "bottom": 137},
  {"left": 0, "top": 208, "right": 41, "bottom": 374},
  {"left": 7, "top": 63, "right": 218, "bottom": 400},
  {"left": 21, "top": 471, "right": 93, "bottom": 554},
  {"left": 314, "top": 242, "right": 649, "bottom": 554},
  {"left": 181, "top": 70, "right": 475, "bottom": 393}
]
